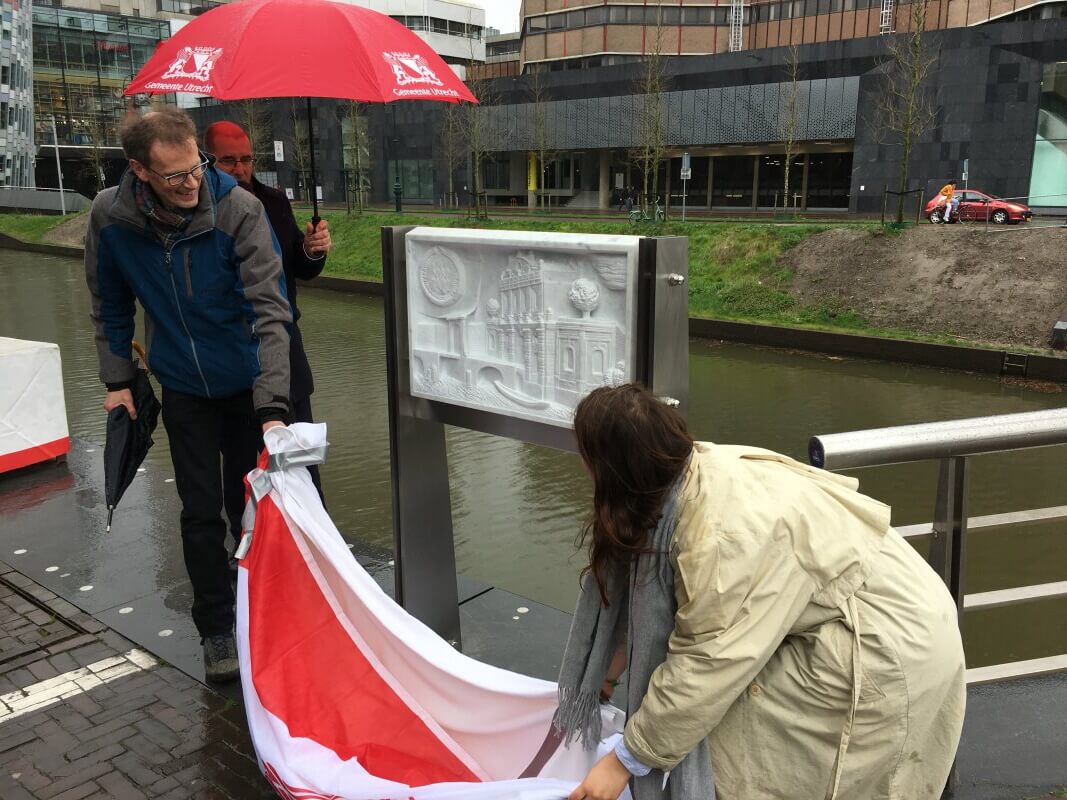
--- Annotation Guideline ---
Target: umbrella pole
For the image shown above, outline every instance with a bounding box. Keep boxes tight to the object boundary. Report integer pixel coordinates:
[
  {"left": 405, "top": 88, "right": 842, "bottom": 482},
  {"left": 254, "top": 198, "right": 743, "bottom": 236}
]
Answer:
[
  {"left": 106, "top": 506, "right": 114, "bottom": 533},
  {"left": 306, "top": 97, "right": 320, "bottom": 227}
]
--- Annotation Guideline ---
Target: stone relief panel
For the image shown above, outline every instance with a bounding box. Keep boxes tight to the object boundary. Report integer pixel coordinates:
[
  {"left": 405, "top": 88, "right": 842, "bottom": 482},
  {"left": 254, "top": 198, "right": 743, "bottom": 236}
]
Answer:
[{"left": 405, "top": 227, "right": 641, "bottom": 427}]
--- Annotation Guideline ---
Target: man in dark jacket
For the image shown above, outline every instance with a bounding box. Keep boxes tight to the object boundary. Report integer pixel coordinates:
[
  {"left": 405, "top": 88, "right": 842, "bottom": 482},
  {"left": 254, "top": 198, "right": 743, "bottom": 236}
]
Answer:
[
  {"left": 86, "top": 107, "right": 292, "bottom": 683},
  {"left": 204, "top": 121, "right": 330, "bottom": 506}
]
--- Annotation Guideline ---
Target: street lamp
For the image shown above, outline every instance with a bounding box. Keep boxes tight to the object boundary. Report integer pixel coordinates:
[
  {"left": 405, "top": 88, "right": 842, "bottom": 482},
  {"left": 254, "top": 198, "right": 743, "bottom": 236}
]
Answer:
[{"left": 391, "top": 103, "right": 402, "bottom": 213}]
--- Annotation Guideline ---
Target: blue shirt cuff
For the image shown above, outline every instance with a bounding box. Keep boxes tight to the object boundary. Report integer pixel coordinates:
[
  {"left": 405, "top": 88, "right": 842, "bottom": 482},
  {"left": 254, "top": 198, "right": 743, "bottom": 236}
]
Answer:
[{"left": 614, "top": 739, "right": 653, "bottom": 777}]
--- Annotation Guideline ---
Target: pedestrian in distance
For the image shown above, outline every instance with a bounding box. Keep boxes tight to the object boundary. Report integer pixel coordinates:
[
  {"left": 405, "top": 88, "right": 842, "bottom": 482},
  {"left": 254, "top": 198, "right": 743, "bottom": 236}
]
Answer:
[
  {"left": 86, "top": 107, "right": 292, "bottom": 683},
  {"left": 560, "top": 384, "right": 966, "bottom": 800},
  {"left": 205, "top": 121, "right": 332, "bottom": 524},
  {"left": 938, "top": 180, "right": 959, "bottom": 223}
]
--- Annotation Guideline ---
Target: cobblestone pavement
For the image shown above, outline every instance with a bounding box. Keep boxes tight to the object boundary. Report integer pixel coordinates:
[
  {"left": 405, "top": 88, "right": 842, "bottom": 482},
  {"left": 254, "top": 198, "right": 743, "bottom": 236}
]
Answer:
[{"left": 0, "top": 560, "right": 274, "bottom": 800}]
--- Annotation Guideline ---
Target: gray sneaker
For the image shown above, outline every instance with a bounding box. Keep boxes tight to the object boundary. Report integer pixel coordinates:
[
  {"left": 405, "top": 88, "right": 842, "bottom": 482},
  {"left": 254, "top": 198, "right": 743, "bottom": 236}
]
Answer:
[{"left": 203, "top": 633, "right": 240, "bottom": 683}]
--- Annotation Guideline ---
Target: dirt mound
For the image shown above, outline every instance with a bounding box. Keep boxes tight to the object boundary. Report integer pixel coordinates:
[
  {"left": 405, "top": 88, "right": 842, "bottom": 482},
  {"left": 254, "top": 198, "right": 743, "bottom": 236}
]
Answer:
[
  {"left": 42, "top": 213, "right": 89, "bottom": 248},
  {"left": 784, "top": 225, "right": 1067, "bottom": 348}
]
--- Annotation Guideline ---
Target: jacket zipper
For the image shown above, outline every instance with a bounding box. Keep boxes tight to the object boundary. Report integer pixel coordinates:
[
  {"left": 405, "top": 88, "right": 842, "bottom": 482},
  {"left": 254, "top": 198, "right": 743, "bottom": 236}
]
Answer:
[
  {"left": 182, "top": 248, "right": 193, "bottom": 298},
  {"left": 165, "top": 246, "right": 212, "bottom": 398}
]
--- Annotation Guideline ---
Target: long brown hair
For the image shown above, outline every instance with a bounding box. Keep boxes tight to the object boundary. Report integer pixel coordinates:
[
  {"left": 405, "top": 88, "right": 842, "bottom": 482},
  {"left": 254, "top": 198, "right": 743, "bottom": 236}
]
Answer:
[{"left": 574, "top": 384, "right": 694, "bottom": 604}]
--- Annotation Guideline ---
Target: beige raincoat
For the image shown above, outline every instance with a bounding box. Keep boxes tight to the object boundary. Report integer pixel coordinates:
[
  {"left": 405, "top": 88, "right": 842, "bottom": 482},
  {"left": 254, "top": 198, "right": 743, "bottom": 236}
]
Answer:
[{"left": 623, "top": 443, "right": 966, "bottom": 799}]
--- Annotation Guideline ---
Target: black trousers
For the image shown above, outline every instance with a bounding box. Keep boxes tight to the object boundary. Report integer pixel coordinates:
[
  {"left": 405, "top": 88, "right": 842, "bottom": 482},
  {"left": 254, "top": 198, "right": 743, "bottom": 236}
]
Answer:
[{"left": 162, "top": 387, "right": 261, "bottom": 639}]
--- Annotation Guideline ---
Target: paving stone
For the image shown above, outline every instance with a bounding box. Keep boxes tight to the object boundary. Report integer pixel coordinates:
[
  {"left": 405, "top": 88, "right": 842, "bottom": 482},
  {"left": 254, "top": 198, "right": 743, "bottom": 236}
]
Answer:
[{"left": 95, "top": 770, "right": 146, "bottom": 800}]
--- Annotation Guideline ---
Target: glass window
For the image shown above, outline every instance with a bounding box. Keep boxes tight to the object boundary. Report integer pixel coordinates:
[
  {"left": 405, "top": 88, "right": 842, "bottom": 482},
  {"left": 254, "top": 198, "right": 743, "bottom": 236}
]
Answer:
[
  {"left": 627, "top": 7, "right": 647, "bottom": 23},
  {"left": 609, "top": 7, "right": 628, "bottom": 23},
  {"left": 682, "top": 7, "right": 713, "bottom": 24},
  {"left": 526, "top": 15, "right": 546, "bottom": 32},
  {"left": 712, "top": 156, "right": 755, "bottom": 207},
  {"left": 1029, "top": 62, "right": 1067, "bottom": 206},
  {"left": 566, "top": 9, "right": 584, "bottom": 27},
  {"left": 818, "top": 0, "right": 832, "bottom": 13},
  {"left": 547, "top": 13, "right": 565, "bottom": 29},
  {"left": 585, "top": 6, "right": 608, "bottom": 24},
  {"left": 660, "top": 7, "right": 682, "bottom": 24},
  {"left": 757, "top": 154, "right": 787, "bottom": 208},
  {"left": 806, "top": 152, "right": 853, "bottom": 208}
]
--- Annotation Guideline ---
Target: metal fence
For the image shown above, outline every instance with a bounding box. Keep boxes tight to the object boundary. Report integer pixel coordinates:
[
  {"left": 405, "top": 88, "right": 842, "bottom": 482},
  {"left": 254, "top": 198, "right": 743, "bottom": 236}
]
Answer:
[{"left": 809, "top": 408, "right": 1067, "bottom": 685}]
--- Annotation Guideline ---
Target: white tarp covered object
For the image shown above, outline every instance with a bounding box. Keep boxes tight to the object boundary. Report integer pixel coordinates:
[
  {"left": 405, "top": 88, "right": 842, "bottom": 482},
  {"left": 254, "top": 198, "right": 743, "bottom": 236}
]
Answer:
[
  {"left": 0, "top": 337, "right": 70, "bottom": 473},
  {"left": 237, "top": 424, "right": 625, "bottom": 800}
]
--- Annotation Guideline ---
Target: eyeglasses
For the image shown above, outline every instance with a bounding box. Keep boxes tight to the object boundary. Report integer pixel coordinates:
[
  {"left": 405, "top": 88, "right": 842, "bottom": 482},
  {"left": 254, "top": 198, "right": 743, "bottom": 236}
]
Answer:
[
  {"left": 148, "top": 159, "right": 211, "bottom": 187},
  {"left": 216, "top": 156, "right": 256, "bottom": 168}
]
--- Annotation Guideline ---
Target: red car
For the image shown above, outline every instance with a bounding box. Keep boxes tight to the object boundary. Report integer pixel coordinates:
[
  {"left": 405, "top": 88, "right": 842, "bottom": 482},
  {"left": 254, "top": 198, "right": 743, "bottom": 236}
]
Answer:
[{"left": 926, "top": 189, "right": 1033, "bottom": 224}]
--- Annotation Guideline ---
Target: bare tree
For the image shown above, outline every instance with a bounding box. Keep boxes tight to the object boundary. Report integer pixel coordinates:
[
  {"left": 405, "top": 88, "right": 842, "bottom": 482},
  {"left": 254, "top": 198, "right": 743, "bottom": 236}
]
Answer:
[
  {"left": 82, "top": 105, "right": 111, "bottom": 196},
  {"left": 780, "top": 44, "right": 801, "bottom": 214},
  {"left": 437, "top": 102, "right": 466, "bottom": 208},
  {"left": 461, "top": 29, "right": 496, "bottom": 220},
  {"left": 287, "top": 99, "right": 312, "bottom": 200},
  {"left": 630, "top": 6, "right": 668, "bottom": 216},
  {"left": 233, "top": 99, "right": 273, "bottom": 161},
  {"left": 529, "top": 66, "right": 552, "bottom": 209},
  {"left": 340, "top": 101, "right": 372, "bottom": 212},
  {"left": 875, "top": 0, "right": 939, "bottom": 223}
]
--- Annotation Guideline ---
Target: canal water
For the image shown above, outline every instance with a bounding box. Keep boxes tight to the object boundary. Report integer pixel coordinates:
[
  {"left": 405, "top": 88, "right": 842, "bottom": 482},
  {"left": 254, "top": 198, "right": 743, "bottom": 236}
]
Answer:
[{"left": 1, "top": 249, "right": 1064, "bottom": 668}]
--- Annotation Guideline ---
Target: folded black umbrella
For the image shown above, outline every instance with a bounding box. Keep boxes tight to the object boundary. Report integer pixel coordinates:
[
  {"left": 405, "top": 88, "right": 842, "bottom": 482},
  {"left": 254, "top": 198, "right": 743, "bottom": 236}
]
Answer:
[{"left": 103, "top": 365, "right": 161, "bottom": 532}]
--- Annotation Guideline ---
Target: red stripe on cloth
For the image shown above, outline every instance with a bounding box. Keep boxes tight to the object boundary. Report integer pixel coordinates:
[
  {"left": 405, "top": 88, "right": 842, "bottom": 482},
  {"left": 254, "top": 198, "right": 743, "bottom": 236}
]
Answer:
[
  {"left": 0, "top": 437, "right": 70, "bottom": 474},
  {"left": 246, "top": 496, "right": 480, "bottom": 787}
]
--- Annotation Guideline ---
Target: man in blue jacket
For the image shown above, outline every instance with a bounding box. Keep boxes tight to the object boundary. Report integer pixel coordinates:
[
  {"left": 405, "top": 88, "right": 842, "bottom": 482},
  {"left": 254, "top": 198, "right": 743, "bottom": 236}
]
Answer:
[{"left": 85, "top": 107, "right": 291, "bottom": 683}]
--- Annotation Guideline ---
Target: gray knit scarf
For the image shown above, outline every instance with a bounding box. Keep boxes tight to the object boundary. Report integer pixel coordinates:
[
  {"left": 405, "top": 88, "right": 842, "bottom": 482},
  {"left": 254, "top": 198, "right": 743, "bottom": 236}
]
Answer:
[{"left": 554, "top": 488, "right": 716, "bottom": 800}]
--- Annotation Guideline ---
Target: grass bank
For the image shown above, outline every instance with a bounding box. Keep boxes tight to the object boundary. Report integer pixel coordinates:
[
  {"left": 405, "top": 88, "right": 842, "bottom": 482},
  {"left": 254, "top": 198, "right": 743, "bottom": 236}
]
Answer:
[
  {"left": 0, "top": 212, "right": 82, "bottom": 243},
  {"left": 0, "top": 209, "right": 935, "bottom": 341},
  {"left": 316, "top": 212, "right": 893, "bottom": 333}
]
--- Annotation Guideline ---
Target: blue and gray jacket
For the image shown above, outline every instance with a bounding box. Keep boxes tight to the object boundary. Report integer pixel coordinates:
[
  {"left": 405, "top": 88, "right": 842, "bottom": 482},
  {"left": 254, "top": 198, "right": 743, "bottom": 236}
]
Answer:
[{"left": 85, "top": 167, "right": 292, "bottom": 421}]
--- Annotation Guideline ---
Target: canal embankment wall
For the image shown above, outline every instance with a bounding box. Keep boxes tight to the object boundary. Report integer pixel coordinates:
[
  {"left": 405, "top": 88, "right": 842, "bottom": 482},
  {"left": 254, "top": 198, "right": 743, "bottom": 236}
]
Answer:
[{"left": 7, "top": 235, "right": 1067, "bottom": 385}]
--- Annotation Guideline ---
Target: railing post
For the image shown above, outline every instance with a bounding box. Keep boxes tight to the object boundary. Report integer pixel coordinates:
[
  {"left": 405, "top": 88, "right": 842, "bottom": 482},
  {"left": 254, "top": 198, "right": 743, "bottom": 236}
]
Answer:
[
  {"left": 930, "top": 456, "right": 967, "bottom": 798},
  {"left": 881, "top": 184, "right": 887, "bottom": 225},
  {"left": 929, "top": 456, "right": 970, "bottom": 621}
]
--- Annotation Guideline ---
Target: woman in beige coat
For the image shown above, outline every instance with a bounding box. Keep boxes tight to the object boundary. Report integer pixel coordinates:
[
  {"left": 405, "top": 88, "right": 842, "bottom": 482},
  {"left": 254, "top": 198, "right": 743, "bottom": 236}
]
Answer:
[{"left": 564, "top": 384, "right": 966, "bottom": 800}]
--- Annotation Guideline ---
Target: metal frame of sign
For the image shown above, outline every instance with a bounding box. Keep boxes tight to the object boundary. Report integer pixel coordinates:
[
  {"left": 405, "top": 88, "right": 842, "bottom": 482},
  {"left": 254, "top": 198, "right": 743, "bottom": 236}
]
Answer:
[{"left": 381, "top": 226, "right": 689, "bottom": 644}]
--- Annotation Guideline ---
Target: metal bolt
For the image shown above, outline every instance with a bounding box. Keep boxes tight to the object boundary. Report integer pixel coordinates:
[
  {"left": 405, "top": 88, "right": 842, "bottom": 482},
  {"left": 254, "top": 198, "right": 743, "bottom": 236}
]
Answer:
[{"left": 666, "top": 273, "right": 686, "bottom": 286}]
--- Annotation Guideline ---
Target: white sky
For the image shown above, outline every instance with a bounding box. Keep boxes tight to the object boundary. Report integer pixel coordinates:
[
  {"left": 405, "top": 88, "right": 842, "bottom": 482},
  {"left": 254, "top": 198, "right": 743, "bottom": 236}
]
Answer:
[{"left": 477, "top": 0, "right": 522, "bottom": 33}]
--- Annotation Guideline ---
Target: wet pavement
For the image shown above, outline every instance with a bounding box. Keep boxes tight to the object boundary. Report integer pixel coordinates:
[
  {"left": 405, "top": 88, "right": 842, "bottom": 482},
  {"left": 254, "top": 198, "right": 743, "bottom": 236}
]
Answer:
[{"left": 0, "top": 444, "right": 1064, "bottom": 798}]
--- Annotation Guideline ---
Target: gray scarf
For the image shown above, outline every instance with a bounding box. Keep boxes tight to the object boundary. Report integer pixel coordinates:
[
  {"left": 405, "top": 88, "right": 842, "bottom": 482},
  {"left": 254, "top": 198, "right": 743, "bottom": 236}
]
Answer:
[{"left": 554, "top": 489, "right": 716, "bottom": 800}]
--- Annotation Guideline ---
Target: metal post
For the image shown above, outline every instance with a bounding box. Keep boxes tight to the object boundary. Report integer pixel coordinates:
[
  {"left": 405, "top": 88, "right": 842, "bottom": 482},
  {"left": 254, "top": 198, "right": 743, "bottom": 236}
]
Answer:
[
  {"left": 682, "top": 176, "right": 688, "bottom": 222},
  {"left": 382, "top": 226, "right": 460, "bottom": 645},
  {"left": 928, "top": 456, "right": 969, "bottom": 621},
  {"left": 930, "top": 455, "right": 966, "bottom": 797},
  {"left": 391, "top": 103, "right": 403, "bottom": 213},
  {"left": 881, "top": 184, "right": 887, "bottom": 225},
  {"left": 51, "top": 116, "right": 65, "bottom": 216}
]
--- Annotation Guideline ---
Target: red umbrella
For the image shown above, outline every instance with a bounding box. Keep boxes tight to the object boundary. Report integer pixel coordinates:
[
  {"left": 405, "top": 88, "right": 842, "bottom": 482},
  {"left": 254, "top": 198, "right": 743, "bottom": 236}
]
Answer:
[{"left": 124, "top": 0, "right": 478, "bottom": 219}]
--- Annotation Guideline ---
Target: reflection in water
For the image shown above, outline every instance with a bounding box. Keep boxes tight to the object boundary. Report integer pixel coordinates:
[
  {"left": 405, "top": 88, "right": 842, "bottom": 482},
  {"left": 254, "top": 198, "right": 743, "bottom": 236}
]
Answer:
[{"left": 1, "top": 250, "right": 1064, "bottom": 667}]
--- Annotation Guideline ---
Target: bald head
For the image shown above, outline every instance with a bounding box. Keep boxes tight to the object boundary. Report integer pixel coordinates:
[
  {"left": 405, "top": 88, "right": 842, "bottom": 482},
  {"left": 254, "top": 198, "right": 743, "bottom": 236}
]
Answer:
[
  {"left": 205, "top": 121, "right": 255, "bottom": 188},
  {"left": 204, "top": 120, "right": 249, "bottom": 154}
]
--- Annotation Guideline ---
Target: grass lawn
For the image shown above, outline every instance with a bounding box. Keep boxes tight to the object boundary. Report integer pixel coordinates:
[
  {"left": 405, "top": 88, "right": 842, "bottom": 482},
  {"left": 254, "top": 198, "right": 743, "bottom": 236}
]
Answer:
[
  {"left": 0, "top": 212, "right": 80, "bottom": 243},
  {"left": 316, "top": 211, "right": 888, "bottom": 334}
]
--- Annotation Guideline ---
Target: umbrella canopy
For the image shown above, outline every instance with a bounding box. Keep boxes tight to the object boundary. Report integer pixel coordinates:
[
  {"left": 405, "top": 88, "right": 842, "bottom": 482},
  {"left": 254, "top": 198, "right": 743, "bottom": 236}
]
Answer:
[
  {"left": 124, "top": 0, "right": 477, "bottom": 102},
  {"left": 103, "top": 366, "right": 161, "bottom": 532},
  {"left": 124, "top": 0, "right": 478, "bottom": 221}
]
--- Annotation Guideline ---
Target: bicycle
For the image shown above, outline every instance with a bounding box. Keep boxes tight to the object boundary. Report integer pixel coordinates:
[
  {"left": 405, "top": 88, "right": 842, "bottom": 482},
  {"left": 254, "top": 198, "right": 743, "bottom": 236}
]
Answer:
[{"left": 629, "top": 198, "right": 665, "bottom": 224}]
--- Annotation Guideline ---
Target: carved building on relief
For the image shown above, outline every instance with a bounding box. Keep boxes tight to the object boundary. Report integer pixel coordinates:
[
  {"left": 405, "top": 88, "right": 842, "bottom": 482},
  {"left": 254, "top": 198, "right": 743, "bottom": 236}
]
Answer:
[{"left": 482, "top": 252, "right": 622, "bottom": 409}]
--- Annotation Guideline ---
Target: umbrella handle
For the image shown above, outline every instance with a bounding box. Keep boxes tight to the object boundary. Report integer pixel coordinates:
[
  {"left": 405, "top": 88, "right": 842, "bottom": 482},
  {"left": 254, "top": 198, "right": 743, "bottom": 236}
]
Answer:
[{"left": 132, "top": 340, "right": 150, "bottom": 374}]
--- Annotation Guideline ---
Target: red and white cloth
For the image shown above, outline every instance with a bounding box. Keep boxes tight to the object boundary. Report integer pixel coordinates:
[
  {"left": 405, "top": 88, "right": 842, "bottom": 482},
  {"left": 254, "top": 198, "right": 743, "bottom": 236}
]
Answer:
[
  {"left": 0, "top": 338, "right": 70, "bottom": 474},
  {"left": 237, "top": 424, "right": 625, "bottom": 800}
]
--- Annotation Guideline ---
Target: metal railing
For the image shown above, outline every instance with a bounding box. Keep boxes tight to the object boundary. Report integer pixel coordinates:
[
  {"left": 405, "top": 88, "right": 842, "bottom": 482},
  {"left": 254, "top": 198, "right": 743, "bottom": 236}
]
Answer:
[{"left": 809, "top": 407, "right": 1067, "bottom": 685}]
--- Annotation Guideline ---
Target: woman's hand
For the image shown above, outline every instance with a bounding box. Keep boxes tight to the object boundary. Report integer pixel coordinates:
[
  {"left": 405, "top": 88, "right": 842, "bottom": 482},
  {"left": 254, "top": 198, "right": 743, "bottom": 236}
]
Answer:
[{"left": 568, "top": 751, "right": 632, "bottom": 800}]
